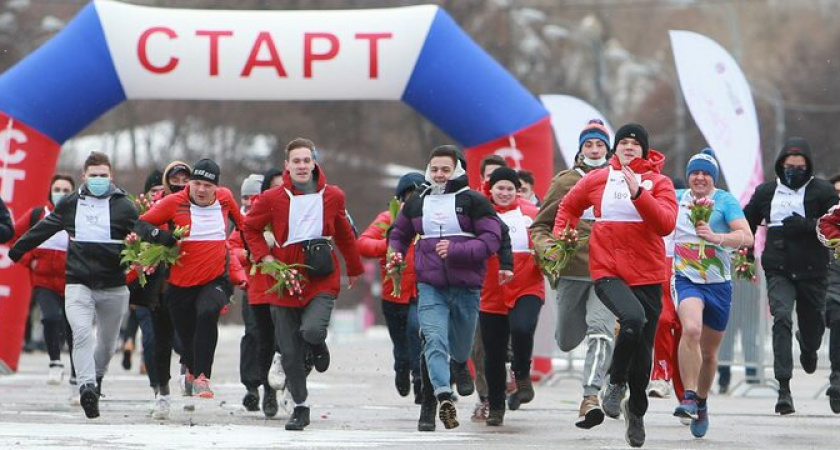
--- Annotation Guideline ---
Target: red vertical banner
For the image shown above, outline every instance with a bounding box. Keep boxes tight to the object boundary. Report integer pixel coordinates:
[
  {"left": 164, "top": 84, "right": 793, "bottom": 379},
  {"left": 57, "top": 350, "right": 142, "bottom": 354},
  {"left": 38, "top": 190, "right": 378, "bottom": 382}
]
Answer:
[
  {"left": 464, "top": 117, "right": 554, "bottom": 197},
  {"left": 0, "top": 112, "right": 61, "bottom": 373}
]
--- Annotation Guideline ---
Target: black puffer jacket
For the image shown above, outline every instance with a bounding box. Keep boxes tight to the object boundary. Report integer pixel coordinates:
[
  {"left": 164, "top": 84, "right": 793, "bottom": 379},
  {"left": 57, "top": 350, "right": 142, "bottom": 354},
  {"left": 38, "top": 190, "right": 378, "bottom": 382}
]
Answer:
[
  {"left": 9, "top": 183, "right": 138, "bottom": 289},
  {"left": 744, "top": 138, "right": 838, "bottom": 280}
]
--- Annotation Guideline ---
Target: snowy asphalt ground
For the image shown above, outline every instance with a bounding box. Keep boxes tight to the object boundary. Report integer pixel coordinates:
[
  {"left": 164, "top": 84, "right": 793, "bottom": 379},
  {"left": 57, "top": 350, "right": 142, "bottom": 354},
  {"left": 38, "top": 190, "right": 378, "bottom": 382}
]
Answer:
[{"left": 1, "top": 325, "right": 839, "bottom": 449}]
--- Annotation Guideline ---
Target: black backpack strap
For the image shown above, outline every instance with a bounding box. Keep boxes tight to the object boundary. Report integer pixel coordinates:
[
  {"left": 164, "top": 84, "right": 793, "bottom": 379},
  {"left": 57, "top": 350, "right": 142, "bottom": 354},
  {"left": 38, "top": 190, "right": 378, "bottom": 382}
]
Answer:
[{"left": 29, "top": 206, "right": 44, "bottom": 229}]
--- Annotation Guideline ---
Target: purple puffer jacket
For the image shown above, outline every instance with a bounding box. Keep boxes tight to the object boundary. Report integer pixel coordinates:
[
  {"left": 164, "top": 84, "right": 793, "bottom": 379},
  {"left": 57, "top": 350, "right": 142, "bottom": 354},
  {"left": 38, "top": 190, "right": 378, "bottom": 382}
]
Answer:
[{"left": 388, "top": 176, "right": 503, "bottom": 289}]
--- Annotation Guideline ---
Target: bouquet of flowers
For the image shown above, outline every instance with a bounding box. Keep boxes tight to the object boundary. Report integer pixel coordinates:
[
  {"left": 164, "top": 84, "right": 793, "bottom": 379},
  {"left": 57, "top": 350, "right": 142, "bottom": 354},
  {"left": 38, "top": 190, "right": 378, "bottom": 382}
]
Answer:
[
  {"left": 688, "top": 197, "right": 715, "bottom": 259},
  {"left": 255, "top": 260, "right": 309, "bottom": 297},
  {"left": 731, "top": 247, "right": 757, "bottom": 282},
  {"left": 826, "top": 238, "right": 840, "bottom": 260},
  {"left": 537, "top": 226, "right": 582, "bottom": 285},
  {"left": 384, "top": 249, "right": 406, "bottom": 297},
  {"left": 128, "top": 193, "right": 154, "bottom": 215},
  {"left": 121, "top": 225, "right": 189, "bottom": 286}
]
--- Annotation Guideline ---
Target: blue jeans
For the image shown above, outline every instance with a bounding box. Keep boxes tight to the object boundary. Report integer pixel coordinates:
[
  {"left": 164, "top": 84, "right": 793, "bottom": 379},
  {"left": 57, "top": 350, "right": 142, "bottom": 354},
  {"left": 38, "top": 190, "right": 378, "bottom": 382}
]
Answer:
[
  {"left": 417, "top": 283, "right": 480, "bottom": 396},
  {"left": 382, "top": 298, "right": 422, "bottom": 382},
  {"left": 133, "top": 306, "right": 157, "bottom": 387}
]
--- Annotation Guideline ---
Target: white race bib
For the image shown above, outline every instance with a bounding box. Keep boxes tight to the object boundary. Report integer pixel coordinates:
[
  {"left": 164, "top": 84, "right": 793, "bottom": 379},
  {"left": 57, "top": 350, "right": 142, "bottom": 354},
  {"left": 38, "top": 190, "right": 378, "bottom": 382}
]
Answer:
[
  {"left": 598, "top": 167, "right": 642, "bottom": 222},
  {"left": 284, "top": 189, "right": 325, "bottom": 246},
  {"left": 499, "top": 207, "right": 532, "bottom": 253},
  {"left": 421, "top": 187, "right": 474, "bottom": 239},
  {"left": 769, "top": 180, "right": 808, "bottom": 227},
  {"left": 74, "top": 196, "right": 119, "bottom": 243},
  {"left": 183, "top": 201, "right": 226, "bottom": 242}
]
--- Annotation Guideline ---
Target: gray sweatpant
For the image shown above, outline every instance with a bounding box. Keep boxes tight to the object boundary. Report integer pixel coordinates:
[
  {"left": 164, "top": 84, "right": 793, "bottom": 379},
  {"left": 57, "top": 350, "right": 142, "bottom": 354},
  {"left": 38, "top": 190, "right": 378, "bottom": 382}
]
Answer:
[
  {"left": 556, "top": 277, "right": 616, "bottom": 396},
  {"left": 64, "top": 284, "right": 129, "bottom": 387},
  {"left": 270, "top": 294, "right": 335, "bottom": 405}
]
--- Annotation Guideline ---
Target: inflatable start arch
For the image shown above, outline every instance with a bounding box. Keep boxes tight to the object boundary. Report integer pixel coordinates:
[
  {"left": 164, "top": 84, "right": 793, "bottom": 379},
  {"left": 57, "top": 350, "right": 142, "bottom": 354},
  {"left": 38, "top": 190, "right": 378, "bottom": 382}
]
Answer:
[{"left": 0, "top": 0, "right": 553, "bottom": 371}]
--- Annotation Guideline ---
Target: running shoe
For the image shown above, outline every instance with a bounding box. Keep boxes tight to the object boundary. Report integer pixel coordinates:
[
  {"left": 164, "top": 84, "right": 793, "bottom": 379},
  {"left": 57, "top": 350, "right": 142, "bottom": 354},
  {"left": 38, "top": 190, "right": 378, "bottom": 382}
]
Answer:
[
  {"left": 47, "top": 362, "right": 64, "bottom": 386},
  {"left": 690, "top": 405, "right": 709, "bottom": 438},
  {"left": 601, "top": 382, "right": 627, "bottom": 418},
  {"left": 508, "top": 377, "right": 535, "bottom": 410},
  {"left": 486, "top": 407, "right": 504, "bottom": 426},
  {"left": 575, "top": 395, "right": 605, "bottom": 429},
  {"left": 263, "top": 387, "right": 278, "bottom": 418},
  {"left": 312, "top": 343, "right": 330, "bottom": 373},
  {"left": 775, "top": 390, "right": 795, "bottom": 415},
  {"left": 395, "top": 368, "right": 411, "bottom": 397},
  {"left": 242, "top": 388, "right": 260, "bottom": 411},
  {"left": 192, "top": 374, "right": 214, "bottom": 399},
  {"left": 647, "top": 379, "right": 671, "bottom": 398},
  {"left": 285, "top": 406, "right": 310, "bottom": 431},
  {"left": 621, "top": 398, "right": 645, "bottom": 448},
  {"left": 827, "top": 385, "right": 840, "bottom": 414},
  {"left": 673, "top": 398, "right": 699, "bottom": 420},
  {"left": 438, "top": 395, "right": 459, "bottom": 429},
  {"left": 79, "top": 383, "right": 100, "bottom": 419},
  {"left": 470, "top": 400, "right": 489, "bottom": 422},
  {"left": 151, "top": 394, "right": 171, "bottom": 420},
  {"left": 418, "top": 396, "right": 437, "bottom": 432}
]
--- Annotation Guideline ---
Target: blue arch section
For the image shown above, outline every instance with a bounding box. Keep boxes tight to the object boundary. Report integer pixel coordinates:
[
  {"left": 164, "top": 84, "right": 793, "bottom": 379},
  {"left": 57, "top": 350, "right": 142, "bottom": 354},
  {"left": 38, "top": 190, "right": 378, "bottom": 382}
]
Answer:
[
  {"left": 0, "top": 3, "right": 125, "bottom": 143},
  {"left": 401, "top": 9, "right": 548, "bottom": 147}
]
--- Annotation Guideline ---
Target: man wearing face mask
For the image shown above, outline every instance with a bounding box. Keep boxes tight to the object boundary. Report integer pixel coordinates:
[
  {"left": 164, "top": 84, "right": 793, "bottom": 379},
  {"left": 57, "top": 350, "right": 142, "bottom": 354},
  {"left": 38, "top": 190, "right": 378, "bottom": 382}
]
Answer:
[
  {"left": 531, "top": 119, "right": 617, "bottom": 430},
  {"left": 9, "top": 152, "right": 138, "bottom": 419},
  {"left": 744, "top": 137, "right": 838, "bottom": 415}
]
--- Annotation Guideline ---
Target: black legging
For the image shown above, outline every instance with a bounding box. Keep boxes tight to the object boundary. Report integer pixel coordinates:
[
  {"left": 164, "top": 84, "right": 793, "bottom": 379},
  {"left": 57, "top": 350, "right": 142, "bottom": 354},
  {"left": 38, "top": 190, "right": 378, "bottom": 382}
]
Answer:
[
  {"left": 33, "top": 288, "right": 71, "bottom": 362},
  {"left": 240, "top": 299, "right": 276, "bottom": 390},
  {"left": 165, "top": 277, "right": 228, "bottom": 378},
  {"left": 480, "top": 295, "right": 543, "bottom": 409},
  {"left": 594, "top": 278, "right": 661, "bottom": 417}
]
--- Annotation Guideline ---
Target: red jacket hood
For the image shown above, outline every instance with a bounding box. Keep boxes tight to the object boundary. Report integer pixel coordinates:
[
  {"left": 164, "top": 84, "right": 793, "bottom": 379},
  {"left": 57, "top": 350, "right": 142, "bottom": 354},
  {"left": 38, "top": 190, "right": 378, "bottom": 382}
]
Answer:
[
  {"left": 609, "top": 149, "right": 666, "bottom": 174},
  {"left": 282, "top": 164, "right": 327, "bottom": 194}
]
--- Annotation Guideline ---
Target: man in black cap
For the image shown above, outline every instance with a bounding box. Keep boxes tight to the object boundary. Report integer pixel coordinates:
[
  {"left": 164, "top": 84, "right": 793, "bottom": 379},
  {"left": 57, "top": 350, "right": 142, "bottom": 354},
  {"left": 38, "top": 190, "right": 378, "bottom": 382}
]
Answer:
[
  {"left": 136, "top": 158, "right": 247, "bottom": 401},
  {"left": 744, "top": 137, "right": 838, "bottom": 414}
]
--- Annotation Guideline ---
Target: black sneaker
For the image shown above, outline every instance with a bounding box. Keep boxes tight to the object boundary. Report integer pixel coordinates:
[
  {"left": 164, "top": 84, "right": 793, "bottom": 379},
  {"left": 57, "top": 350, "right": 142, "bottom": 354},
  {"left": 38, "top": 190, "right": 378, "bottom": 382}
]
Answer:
[
  {"left": 450, "top": 361, "right": 474, "bottom": 397},
  {"left": 486, "top": 408, "right": 504, "bottom": 426},
  {"left": 438, "top": 393, "right": 459, "bottom": 429},
  {"left": 395, "top": 368, "right": 411, "bottom": 397},
  {"left": 621, "top": 398, "right": 645, "bottom": 448},
  {"left": 285, "top": 406, "right": 310, "bottom": 431},
  {"left": 508, "top": 377, "right": 535, "bottom": 411},
  {"left": 418, "top": 397, "right": 437, "bottom": 432},
  {"left": 243, "top": 388, "right": 260, "bottom": 412},
  {"left": 827, "top": 385, "right": 840, "bottom": 414},
  {"left": 775, "top": 390, "right": 795, "bottom": 415},
  {"left": 312, "top": 343, "right": 330, "bottom": 373},
  {"left": 263, "top": 387, "right": 278, "bottom": 418},
  {"left": 796, "top": 331, "right": 818, "bottom": 374},
  {"left": 79, "top": 383, "right": 100, "bottom": 419},
  {"left": 601, "top": 382, "right": 627, "bottom": 419}
]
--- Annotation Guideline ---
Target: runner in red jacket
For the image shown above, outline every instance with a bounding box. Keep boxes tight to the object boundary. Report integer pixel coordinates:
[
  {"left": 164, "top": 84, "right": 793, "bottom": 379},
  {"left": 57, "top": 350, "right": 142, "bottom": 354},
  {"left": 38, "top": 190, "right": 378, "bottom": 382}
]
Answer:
[
  {"left": 357, "top": 172, "right": 424, "bottom": 402},
  {"left": 12, "top": 174, "right": 74, "bottom": 385},
  {"left": 136, "top": 158, "right": 245, "bottom": 400},
  {"left": 553, "top": 123, "right": 677, "bottom": 447},
  {"left": 478, "top": 168, "right": 544, "bottom": 426},
  {"left": 243, "top": 138, "right": 364, "bottom": 431}
]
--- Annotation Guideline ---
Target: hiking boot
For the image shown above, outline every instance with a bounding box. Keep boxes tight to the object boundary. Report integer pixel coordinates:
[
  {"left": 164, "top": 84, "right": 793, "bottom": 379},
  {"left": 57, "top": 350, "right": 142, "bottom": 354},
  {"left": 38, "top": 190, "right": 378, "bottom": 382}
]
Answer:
[
  {"left": 79, "top": 383, "right": 100, "bottom": 419},
  {"left": 601, "top": 382, "right": 627, "bottom": 419},
  {"left": 193, "top": 374, "right": 214, "bottom": 399},
  {"left": 285, "top": 406, "right": 310, "bottom": 431},
  {"left": 267, "top": 353, "right": 286, "bottom": 391},
  {"left": 690, "top": 405, "right": 709, "bottom": 438},
  {"left": 647, "top": 379, "right": 671, "bottom": 398},
  {"left": 47, "top": 362, "right": 64, "bottom": 386},
  {"left": 507, "top": 377, "right": 535, "bottom": 411},
  {"left": 486, "top": 407, "right": 504, "bottom": 426},
  {"left": 621, "top": 398, "right": 645, "bottom": 448},
  {"left": 796, "top": 331, "right": 818, "bottom": 374},
  {"left": 673, "top": 398, "right": 699, "bottom": 420},
  {"left": 775, "top": 390, "right": 795, "bottom": 415},
  {"left": 243, "top": 388, "right": 260, "bottom": 412},
  {"left": 312, "top": 343, "right": 330, "bottom": 373},
  {"left": 471, "top": 400, "right": 489, "bottom": 422},
  {"left": 827, "top": 385, "right": 840, "bottom": 414},
  {"left": 263, "top": 387, "right": 279, "bottom": 418},
  {"left": 151, "top": 394, "right": 171, "bottom": 420},
  {"left": 438, "top": 394, "right": 459, "bottom": 429},
  {"left": 575, "top": 395, "right": 605, "bottom": 429},
  {"left": 395, "top": 367, "right": 411, "bottom": 397},
  {"left": 450, "top": 361, "right": 474, "bottom": 397}
]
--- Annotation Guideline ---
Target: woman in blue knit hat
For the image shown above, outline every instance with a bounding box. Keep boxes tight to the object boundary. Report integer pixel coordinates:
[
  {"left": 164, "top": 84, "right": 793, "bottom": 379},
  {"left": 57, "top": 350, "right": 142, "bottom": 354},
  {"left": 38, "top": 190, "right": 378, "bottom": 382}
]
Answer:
[{"left": 671, "top": 148, "right": 753, "bottom": 439}]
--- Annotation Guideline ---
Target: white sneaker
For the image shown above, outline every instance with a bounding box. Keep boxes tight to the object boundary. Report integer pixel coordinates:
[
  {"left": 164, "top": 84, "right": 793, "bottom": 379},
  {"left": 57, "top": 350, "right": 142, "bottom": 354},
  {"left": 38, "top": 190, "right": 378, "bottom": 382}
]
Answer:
[
  {"left": 68, "top": 382, "right": 81, "bottom": 406},
  {"left": 647, "top": 379, "right": 671, "bottom": 399},
  {"left": 152, "top": 394, "right": 171, "bottom": 420},
  {"left": 48, "top": 363, "right": 64, "bottom": 385},
  {"left": 268, "top": 353, "right": 286, "bottom": 391}
]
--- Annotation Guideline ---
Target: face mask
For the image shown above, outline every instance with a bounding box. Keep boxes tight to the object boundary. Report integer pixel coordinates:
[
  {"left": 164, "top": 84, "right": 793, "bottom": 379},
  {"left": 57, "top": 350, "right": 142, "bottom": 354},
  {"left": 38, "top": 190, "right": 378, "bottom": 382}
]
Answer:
[
  {"left": 51, "top": 193, "right": 66, "bottom": 206},
  {"left": 583, "top": 156, "right": 607, "bottom": 167},
  {"left": 783, "top": 167, "right": 809, "bottom": 189},
  {"left": 86, "top": 178, "right": 110, "bottom": 196},
  {"left": 170, "top": 184, "right": 185, "bottom": 193}
]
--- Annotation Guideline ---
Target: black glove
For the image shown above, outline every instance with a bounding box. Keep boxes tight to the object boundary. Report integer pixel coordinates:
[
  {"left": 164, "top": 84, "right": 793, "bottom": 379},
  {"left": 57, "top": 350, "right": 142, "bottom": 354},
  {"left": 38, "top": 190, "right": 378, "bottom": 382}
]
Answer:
[
  {"left": 745, "top": 246, "right": 755, "bottom": 263},
  {"left": 782, "top": 212, "right": 813, "bottom": 236},
  {"left": 8, "top": 247, "right": 23, "bottom": 263},
  {"left": 151, "top": 228, "right": 178, "bottom": 247}
]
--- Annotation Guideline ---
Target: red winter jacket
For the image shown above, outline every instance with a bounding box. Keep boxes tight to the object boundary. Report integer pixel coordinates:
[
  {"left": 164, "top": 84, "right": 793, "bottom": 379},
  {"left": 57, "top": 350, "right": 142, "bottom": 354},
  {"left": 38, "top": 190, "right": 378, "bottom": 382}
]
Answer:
[
  {"left": 481, "top": 197, "right": 544, "bottom": 315},
  {"left": 553, "top": 151, "right": 677, "bottom": 286},
  {"left": 228, "top": 221, "right": 269, "bottom": 305},
  {"left": 818, "top": 205, "right": 840, "bottom": 245},
  {"left": 138, "top": 186, "right": 245, "bottom": 287},
  {"left": 242, "top": 166, "right": 364, "bottom": 308},
  {"left": 13, "top": 206, "right": 67, "bottom": 294},
  {"left": 357, "top": 210, "right": 418, "bottom": 304}
]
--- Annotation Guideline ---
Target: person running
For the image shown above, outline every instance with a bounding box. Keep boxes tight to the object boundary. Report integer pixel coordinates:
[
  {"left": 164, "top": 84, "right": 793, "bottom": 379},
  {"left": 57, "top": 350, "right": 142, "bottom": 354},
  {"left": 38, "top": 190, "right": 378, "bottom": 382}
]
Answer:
[
  {"left": 479, "top": 167, "right": 544, "bottom": 426},
  {"left": 9, "top": 152, "right": 138, "bottom": 419},
  {"left": 517, "top": 170, "right": 541, "bottom": 206},
  {"left": 743, "top": 137, "right": 838, "bottom": 414},
  {"left": 553, "top": 124, "right": 676, "bottom": 447},
  {"left": 136, "top": 158, "right": 246, "bottom": 401},
  {"left": 11, "top": 174, "right": 75, "bottom": 385},
  {"left": 389, "top": 145, "right": 504, "bottom": 431},
  {"left": 816, "top": 191, "right": 840, "bottom": 413},
  {"left": 232, "top": 173, "right": 282, "bottom": 418},
  {"left": 670, "top": 149, "right": 754, "bottom": 438},
  {"left": 243, "top": 138, "right": 364, "bottom": 431},
  {"left": 357, "top": 172, "right": 425, "bottom": 402},
  {"left": 532, "top": 119, "right": 617, "bottom": 429}
]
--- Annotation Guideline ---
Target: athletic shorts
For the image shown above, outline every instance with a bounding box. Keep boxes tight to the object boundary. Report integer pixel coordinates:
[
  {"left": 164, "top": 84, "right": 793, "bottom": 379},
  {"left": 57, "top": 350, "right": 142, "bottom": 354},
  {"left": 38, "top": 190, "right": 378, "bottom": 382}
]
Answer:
[{"left": 674, "top": 275, "right": 732, "bottom": 332}]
